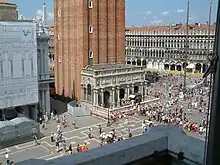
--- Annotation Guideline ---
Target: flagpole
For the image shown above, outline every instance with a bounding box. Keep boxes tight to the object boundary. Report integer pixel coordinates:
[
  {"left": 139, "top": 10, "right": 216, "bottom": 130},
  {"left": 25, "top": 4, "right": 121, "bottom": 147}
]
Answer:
[
  {"left": 183, "top": 0, "right": 190, "bottom": 93},
  {"left": 206, "top": 0, "right": 213, "bottom": 60}
]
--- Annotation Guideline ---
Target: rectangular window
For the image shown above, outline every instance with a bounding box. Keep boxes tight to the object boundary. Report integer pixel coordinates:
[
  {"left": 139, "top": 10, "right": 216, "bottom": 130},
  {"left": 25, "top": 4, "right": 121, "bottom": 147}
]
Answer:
[
  {"left": 89, "top": 51, "right": 93, "bottom": 58},
  {"left": 58, "top": 9, "right": 61, "bottom": 17},
  {"left": 88, "top": 0, "right": 93, "bottom": 8},
  {"left": 58, "top": 33, "right": 61, "bottom": 40},
  {"left": 0, "top": 61, "right": 3, "bottom": 79},
  {"left": 9, "top": 60, "right": 13, "bottom": 77},
  {"left": 89, "top": 25, "right": 93, "bottom": 33},
  {"left": 22, "top": 59, "right": 25, "bottom": 77}
]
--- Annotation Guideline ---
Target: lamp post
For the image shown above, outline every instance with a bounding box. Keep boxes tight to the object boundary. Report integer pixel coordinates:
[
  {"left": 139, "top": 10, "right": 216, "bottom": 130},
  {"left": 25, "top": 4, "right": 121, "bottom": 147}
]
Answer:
[
  {"left": 107, "top": 104, "right": 111, "bottom": 127},
  {"left": 183, "top": 0, "right": 190, "bottom": 93}
]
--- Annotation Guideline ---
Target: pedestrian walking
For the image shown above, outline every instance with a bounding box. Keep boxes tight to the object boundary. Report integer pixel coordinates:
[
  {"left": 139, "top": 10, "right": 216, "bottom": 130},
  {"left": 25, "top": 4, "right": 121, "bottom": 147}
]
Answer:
[
  {"left": 50, "top": 132, "right": 54, "bottom": 142},
  {"left": 68, "top": 143, "right": 73, "bottom": 155},
  {"left": 5, "top": 152, "right": 9, "bottom": 164},
  {"left": 33, "top": 134, "right": 40, "bottom": 145},
  {"left": 98, "top": 125, "right": 102, "bottom": 135}
]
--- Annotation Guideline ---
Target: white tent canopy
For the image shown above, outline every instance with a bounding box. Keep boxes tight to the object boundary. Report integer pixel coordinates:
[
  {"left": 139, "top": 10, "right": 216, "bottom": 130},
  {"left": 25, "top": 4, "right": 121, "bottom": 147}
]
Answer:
[
  {"left": 129, "top": 94, "right": 136, "bottom": 99},
  {"left": 186, "top": 63, "right": 195, "bottom": 69}
]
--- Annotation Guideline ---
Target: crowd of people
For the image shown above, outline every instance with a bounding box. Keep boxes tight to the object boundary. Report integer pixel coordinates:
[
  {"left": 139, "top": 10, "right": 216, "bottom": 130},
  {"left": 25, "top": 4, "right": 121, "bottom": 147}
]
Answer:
[
  {"left": 137, "top": 73, "right": 209, "bottom": 137},
  {"left": 37, "top": 72, "right": 210, "bottom": 157}
]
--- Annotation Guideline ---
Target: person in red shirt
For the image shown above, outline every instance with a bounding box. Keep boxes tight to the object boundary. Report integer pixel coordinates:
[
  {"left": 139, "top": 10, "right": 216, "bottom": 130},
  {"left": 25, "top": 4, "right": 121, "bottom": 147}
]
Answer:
[{"left": 76, "top": 144, "right": 82, "bottom": 152}]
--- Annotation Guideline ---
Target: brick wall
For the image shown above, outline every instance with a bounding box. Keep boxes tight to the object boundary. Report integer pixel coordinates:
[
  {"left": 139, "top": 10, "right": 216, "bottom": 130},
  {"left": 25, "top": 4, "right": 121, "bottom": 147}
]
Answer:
[{"left": 54, "top": 0, "right": 125, "bottom": 101}]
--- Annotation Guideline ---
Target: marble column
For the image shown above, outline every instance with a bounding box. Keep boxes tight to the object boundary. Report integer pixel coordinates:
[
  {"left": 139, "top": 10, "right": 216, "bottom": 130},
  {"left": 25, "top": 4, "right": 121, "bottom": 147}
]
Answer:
[
  {"left": 93, "top": 90, "right": 96, "bottom": 106},
  {"left": 45, "top": 90, "right": 51, "bottom": 117},
  {"left": 117, "top": 87, "right": 120, "bottom": 107},
  {"left": 112, "top": 87, "right": 116, "bottom": 108},
  {"left": 131, "top": 84, "right": 134, "bottom": 94},
  {"left": 124, "top": 86, "right": 128, "bottom": 99},
  {"left": 41, "top": 90, "right": 45, "bottom": 114},
  {"left": 127, "top": 85, "right": 130, "bottom": 97},
  {"left": 101, "top": 89, "right": 104, "bottom": 107}
]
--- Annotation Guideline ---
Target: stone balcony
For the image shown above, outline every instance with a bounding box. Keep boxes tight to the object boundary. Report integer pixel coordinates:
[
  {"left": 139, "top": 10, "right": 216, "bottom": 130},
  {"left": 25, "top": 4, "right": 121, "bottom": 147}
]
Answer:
[{"left": 16, "top": 125, "right": 204, "bottom": 165}]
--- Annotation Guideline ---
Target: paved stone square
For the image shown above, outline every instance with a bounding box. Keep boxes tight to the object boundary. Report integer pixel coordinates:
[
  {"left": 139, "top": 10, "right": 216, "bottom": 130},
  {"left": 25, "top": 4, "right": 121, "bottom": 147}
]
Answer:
[
  {"left": 0, "top": 115, "right": 145, "bottom": 164},
  {"left": 0, "top": 74, "right": 208, "bottom": 164}
]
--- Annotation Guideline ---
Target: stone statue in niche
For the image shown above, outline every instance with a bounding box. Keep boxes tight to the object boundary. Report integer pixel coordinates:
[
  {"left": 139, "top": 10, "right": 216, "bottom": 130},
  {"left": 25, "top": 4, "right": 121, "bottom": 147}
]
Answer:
[{"left": 96, "top": 79, "right": 100, "bottom": 86}]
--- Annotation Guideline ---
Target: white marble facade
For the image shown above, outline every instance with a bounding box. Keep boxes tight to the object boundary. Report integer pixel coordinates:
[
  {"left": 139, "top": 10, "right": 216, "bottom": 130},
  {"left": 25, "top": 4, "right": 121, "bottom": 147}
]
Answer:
[
  {"left": 0, "top": 21, "right": 39, "bottom": 109},
  {"left": 36, "top": 21, "right": 51, "bottom": 120},
  {"left": 0, "top": 20, "right": 51, "bottom": 121},
  {"left": 81, "top": 64, "right": 148, "bottom": 109},
  {"left": 125, "top": 24, "right": 215, "bottom": 73}
]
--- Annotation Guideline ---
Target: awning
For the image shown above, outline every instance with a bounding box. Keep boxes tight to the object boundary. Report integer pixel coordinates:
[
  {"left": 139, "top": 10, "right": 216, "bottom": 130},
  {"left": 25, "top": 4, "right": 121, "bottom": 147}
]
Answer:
[{"left": 186, "top": 63, "right": 195, "bottom": 69}]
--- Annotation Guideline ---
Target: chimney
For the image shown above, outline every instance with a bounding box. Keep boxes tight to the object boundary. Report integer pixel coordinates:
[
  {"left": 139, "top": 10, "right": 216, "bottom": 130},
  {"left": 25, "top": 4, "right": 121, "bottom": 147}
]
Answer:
[{"left": 43, "top": 3, "right": 47, "bottom": 25}]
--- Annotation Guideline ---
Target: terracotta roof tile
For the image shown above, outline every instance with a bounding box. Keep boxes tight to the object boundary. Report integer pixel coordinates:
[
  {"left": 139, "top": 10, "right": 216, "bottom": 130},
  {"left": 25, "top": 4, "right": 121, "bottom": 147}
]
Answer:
[
  {"left": 0, "top": 0, "right": 16, "bottom": 5},
  {"left": 126, "top": 24, "right": 215, "bottom": 32}
]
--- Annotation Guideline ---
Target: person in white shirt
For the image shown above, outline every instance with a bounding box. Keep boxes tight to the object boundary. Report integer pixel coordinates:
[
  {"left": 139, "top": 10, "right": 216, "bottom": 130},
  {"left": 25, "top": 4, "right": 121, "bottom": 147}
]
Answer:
[{"left": 5, "top": 152, "right": 9, "bottom": 164}]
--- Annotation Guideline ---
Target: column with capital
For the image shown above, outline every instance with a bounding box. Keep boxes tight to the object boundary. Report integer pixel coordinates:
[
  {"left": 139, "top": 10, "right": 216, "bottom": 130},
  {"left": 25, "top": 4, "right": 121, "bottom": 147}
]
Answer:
[
  {"left": 131, "top": 84, "right": 134, "bottom": 94},
  {"left": 117, "top": 87, "right": 120, "bottom": 107},
  {"left": 93, "top": 89, "right": 97, "bottom": 106},
  {"left": 124, "top": 86, "right": 128, "bottom": 99},
  {"left": 45, "top": 90, "right": 51, "bottom": 116},
  {"left": 127, "top": 85, "right": 130, "bottom": 97},
  {"left": 112, "top": 87, "right": 116, "bottom": 108},
  {"left": 101, "top": 89, "right": 104, "bottom": 107}
]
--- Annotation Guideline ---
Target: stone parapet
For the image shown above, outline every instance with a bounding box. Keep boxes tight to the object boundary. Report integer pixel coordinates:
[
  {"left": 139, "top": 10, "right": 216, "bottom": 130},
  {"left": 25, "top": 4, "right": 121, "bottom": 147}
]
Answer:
[{"left": 16, "top": 125, "right": 204, "bottom": 165}]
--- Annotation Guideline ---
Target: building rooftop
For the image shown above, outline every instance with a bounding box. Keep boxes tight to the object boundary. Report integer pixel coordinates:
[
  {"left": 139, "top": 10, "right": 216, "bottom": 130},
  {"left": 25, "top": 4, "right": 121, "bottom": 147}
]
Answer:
[
  {"left": 0, "top": 0, "right": 16, "bottom": 5},
  {"left": 16, "top": 125, "right": 205, "bottom": 165},
  {"left": 126, "top": 23, "right": 216, "bottom": 32},
  {"left": 84, "top": 64, "right": 142, "bottom": 71}
]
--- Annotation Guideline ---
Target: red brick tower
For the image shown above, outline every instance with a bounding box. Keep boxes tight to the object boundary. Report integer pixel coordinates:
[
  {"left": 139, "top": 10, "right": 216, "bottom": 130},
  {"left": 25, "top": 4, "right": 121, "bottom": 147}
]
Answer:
[{"left": 54, "top": 0, "right": 125, "bottom": 100}]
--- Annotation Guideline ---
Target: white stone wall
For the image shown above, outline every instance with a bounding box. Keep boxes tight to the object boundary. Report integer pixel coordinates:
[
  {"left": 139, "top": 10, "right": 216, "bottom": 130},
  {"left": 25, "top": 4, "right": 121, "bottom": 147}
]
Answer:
[
  {"left": 0, "top": 21, "right": 39, "bottom": 109},
  {"left": 125, "top": 27, "right": 215, "bottom": 72}
]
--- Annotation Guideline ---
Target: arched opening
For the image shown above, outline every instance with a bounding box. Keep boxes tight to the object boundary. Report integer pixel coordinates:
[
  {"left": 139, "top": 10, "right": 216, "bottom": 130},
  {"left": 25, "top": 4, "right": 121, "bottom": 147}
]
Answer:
[
  {"left": 127, "top": 61, "right": 131, "bottom": 65},
  {"left": 202, "top": 64, "right": 207, "bottom": 73},
  {"left": 164, "top": 64, "right": 169, "bottom": 70},
  {"left": 104, "top": 91, "right": 110, "bottom": 108},
  {"left": 170, "top": 64, "right": 175, "bottom": 71},
  {"left": 195, "top": 63, "right": 202, "bottom": 73},
  {"left": 134, "top": 86, "right": 139, "bottom": 93},
  {"left": 183, "top": 63, "right": 188, "bottom": 69},
  {"left": 132, "top": 61, "right": 136, "bottom": 65},
  {"left": 142, "top": 59, "right": 147, "bottom": 66},
  {"left": 119, "top": 89, "right": 125, "bottom": 99},
  {"left": 87, "top": 84, "right": 92, "bottom": 102},
  {"left": 137, "top": 59, "right": 141, "bottom": 66},
  {"left": 176, "top": 65, "right": 182, "bottom": 71}
]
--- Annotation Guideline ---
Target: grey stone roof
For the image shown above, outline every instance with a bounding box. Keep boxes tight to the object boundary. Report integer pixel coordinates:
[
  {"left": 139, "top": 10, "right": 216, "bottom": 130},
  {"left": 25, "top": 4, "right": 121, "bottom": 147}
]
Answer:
[{"left": 85, "top": 64, "right": 142, "bottom": 71}]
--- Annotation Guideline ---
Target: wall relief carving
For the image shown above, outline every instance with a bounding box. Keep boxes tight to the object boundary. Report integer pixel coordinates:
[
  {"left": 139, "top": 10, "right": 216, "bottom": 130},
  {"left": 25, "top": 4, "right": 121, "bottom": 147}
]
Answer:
[
  {"left": 101, "top": 78, "right": 111, "bottom": 85},
  {"left": 117, "top": 76, "right": 126, "bottom": 83}
]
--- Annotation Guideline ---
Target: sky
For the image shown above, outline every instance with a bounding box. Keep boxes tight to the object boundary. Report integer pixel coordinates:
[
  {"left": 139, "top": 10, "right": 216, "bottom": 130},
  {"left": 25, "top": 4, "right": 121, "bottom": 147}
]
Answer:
[{"left": 9, "top": 0, "right": 218, "bottom": 26}]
